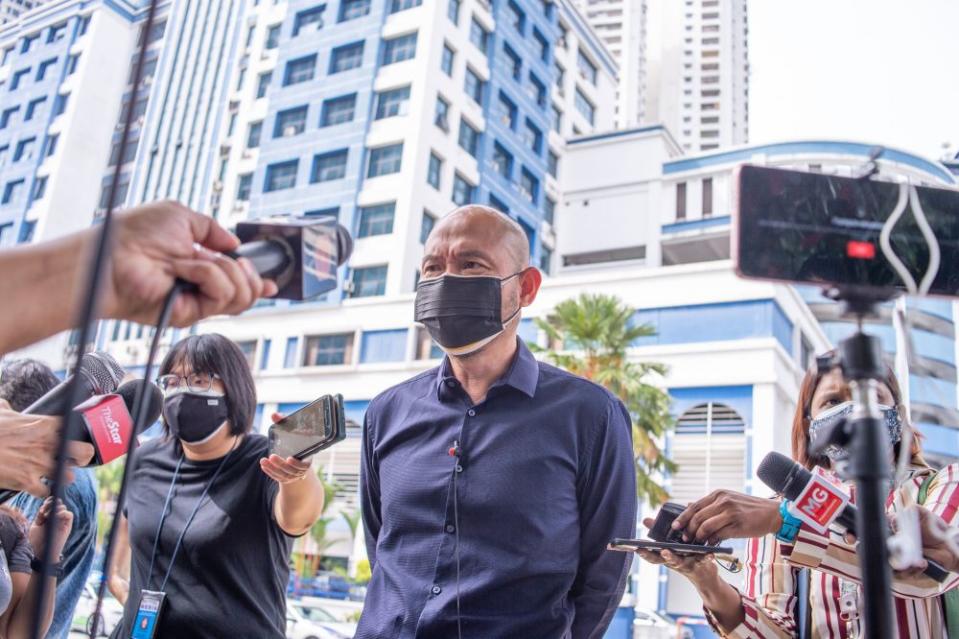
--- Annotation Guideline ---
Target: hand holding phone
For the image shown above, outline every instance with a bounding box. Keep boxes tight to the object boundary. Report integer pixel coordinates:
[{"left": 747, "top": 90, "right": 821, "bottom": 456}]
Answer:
[{"left": 268, "top": 394, "right": 346, "bottom": 459}]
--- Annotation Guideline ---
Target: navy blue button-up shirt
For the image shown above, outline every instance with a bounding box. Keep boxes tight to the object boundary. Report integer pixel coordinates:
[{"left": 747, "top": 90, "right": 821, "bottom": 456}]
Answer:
[{"left": 358, "top": 339, "right": 637, "bottom": 639}]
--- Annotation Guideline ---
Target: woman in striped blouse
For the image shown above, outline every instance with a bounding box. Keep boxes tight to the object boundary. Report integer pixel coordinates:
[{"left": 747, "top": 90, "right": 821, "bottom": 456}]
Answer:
[{"left": 639, "top": 358, "right": 959, "bottom": 638}]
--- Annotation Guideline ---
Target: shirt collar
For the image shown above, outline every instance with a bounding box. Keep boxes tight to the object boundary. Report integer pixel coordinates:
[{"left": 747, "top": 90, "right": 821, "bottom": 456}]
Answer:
[{"left": 435, "top": 338, "right": 539, "bottom": 401}]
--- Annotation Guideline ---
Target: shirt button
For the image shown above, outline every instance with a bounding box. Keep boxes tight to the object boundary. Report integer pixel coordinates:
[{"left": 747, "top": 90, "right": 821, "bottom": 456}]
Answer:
[
  {"left": 467, "top": 409, "right": 476, "bottom": 417},
  {"left": 431, "top": 585, "right": 442, "bottom": 595},
  {"left": 446, "top": 380, "right": 456, "bottom": 387},
  {"left": 446, "top": 524, "right": 455, "bottom": 533},
  {"left": 455, "top": 464, "right": 463, "bottom": 473}
]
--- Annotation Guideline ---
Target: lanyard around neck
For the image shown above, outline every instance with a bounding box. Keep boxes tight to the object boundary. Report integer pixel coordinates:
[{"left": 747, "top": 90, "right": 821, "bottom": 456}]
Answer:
[{"left": 145, "top": 439, "right": 237, "bottom": 592}]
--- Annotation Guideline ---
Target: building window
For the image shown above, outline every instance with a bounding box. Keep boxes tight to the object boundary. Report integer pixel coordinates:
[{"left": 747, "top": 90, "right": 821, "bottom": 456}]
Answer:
[
  {"left": 274, "top": 105, "right": 308, "bottom": 137},
  {"left": 256, "top": 72, "right": 271, "bottom": 98},
  {"left": 676, "top": 182, "right": 687, "bottom": 220},
  {"left": 13, "top": 137, "right": 35, "bottom": 162},
  {"left": 374, "top": 86, "right": 411, "bottom": 119},
  {"left": 434, "top": 95, "right": 451, "bottom": 132},
  {"left": 311, "top": 149, "right": 348, "bottom": 182},
  {"left": 246, "top": 121, "right": 262, "bottom": 148},
  {"left": 416, "top": 327, "right": 444, "bottom": 360},
  {"left": 574, "top": 88, "right": 594, "bottom": 124},
  {"left": 24, "top": 97, "right": 45, "bottom": 121},
  {"left": 420, "top": 211, "right": 436, "bottom": 244},
  {"left": 367, "top": 144, "right": 403, "bottom": 178},
  {"left": 18, "top": 220, "right": 36, "bottom": 244},
  {"left": 320, "top": 93, "right": 356, "bottom": 126},
  {"left": 0, "top": 145, "right": 6, "bottom": 166},
  {"left": 554, "top": 61, "right": 565, "bottom": 93},
  {"left": 492, "top": 143, "right": 512, "bottom": 179},
  {"left": 464, "top": 67, "right": 484, "bottom": 104},
  {"left": 519, "top": 168, "right": 538, "bottom": 204},
  {"left": 2, "top": 180, "right": 24, "bottom": 205},
  {"left": 522, "top": 120, "right": 542, "bottom": 154},
  {"left": 339, "top": 0, "right": 371, "bottom": 21},
  {"left": 528, "top": 73, "right": 546, "bottom": 107},
  {"left": 66, "top": 54, "right": 80, "bottom": 76},
  {"left": 441, "top": 43, "right": 455, "bottom": 76},
  {"left": 293, "top": 5, "right": 325, "bottom": 36},
  {"left": 390, "top": 0, "right": 422, "bottom": 14},
  {"left": 539, "top": 245, "right": 552, "bottom": 274},
  {"left": 357, "top": 202, "right": 395, "bottom": 237},
  {"left": 283, "top": 54, "right": 316, "bottom": 85},
  {"left": 448, "top": 0, "right": 461, "bottom": 24},
  {"left": 502, "top": 44, "right": 521, "bottom": 80},
  {"left": 236, "top": 67, "right": 246, "bottom": 91},
  {"left": 20, "top": 34, "right": 38, "bottom": 54},
  {"left": 44, "top": 134, "right": 58, "bottom": 157},
  {"left": 303, "top": 334, "right": 354, "bottom": 366},
  {"left": 469, "top": 17, "right": 489, "bottom": 54},
  {"left": 452, "top": 173, "right": 474, "bottom": 206},
  {"left": 52, "top": 94, "right": 69, "bottom": 116},
  {"left": 12, "top": 67, "right": 31, "bottom": 89},
  {"left": 245, "top": 25, "right": 256, "bottom": 48},
  {"left": 577, "top": 49, "right": 598, "bottom": 84},
  {"left": 551, "top": 104, "right": 563, "bottom": 134},
  {"left": 382, "top": 33, "right": 417, "bottom": 65},
  {"left": 427, "top": 152, "right": 442, "bottom": 189},
  {"left": 236, "top": 173, "right": 252, "bottom": 201},
  {"left": 547, "top": 150, "right": 558, "bottom": 178},
  {"left": 265, "top": 24, "right": 281, "bottom": 49},
  {"left": 78, "top": 16, "right": 90, "bottom": 36},
  {"left": 458, "top": 120, "right": 480, "bottom": 157},
  {"left": 496, "top": 92, "right": 518, "bottom": 129},
  {"left": 32, "top": 176, "right": 47, "bottom": 200},
  {"left": 351, "top": 265, "right": 388, "bottom": 297},
  {"left": 305, "top": 207, "right": 340, "bottom": 218},
  {"left": 533, "top": 29, "right": 548, "bottom": 62},
  {"left": 264, "top": 160, "right": 299, "bottom": 192},
  {"left": 489, "top": 192, "right": 509, "bottom": 213},
  {"left": 702, "top": 177, "right": 713, "bottom": 217},
  {"left": 507, "top": 0, "right": 526, "bottom": 32},
  {"left": 544, "top": 195, "right": 555, "bottom": 225},
  {"left": 329, "top": 41, "right": 364, "bottom": 73},
  {"left": 283, "top": 337, "right": 299, "bottom": 368}
]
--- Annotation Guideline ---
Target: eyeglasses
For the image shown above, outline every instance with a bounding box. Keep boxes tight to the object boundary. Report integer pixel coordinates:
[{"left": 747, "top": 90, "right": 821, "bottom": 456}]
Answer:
[{"left": 156, "top": 372, "right": 221, "bottom": 394}]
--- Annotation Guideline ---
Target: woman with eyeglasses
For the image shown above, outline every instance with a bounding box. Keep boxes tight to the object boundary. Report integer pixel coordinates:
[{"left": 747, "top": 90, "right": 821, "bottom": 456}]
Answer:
[
  {"left": 640, "top": 355, "right": 959, "bottom": 638},
  {"left": 107, "top": 333, "right": 324, "bottom": 639}
]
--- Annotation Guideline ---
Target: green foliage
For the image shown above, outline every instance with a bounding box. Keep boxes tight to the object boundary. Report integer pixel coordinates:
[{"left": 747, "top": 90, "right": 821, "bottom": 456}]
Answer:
[
  {"left": 354, "top": 558, "right": 371, "bottom": 585},
  {"left": 532, "top": 293, "right": 676, "bottom": 505}
]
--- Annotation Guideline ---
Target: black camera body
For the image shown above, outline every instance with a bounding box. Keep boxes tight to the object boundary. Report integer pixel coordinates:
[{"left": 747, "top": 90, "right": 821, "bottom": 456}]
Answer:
[{"left": 647, "top": 502, "right": 705, "bottom": 545}]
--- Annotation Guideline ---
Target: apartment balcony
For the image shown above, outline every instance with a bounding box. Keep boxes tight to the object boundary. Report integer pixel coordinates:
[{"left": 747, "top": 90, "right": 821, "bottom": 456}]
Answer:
[{"left": 660, "top": 215, "right": 730, "bottom": 266}]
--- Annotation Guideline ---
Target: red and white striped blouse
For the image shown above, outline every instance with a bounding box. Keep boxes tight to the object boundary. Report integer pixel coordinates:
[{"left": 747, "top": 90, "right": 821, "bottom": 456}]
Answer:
[{"left": 706, "top": 464, "right": 959, "bottom": 638}]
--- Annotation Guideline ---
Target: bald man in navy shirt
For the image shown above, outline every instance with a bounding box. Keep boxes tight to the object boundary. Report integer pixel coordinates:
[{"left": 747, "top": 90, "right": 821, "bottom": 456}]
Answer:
[{"left": 358, "top": 206, "right": 637, "bottom": 639}]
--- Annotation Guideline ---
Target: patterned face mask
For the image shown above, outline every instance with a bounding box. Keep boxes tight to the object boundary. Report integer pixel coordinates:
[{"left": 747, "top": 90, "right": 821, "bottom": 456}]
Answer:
[{"left": 808, "top": 400, "right": 903, "bottom": 463}]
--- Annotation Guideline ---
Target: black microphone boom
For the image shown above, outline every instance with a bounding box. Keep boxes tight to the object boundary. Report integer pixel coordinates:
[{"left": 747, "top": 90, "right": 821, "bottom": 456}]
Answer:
[{"left": 757, "top": 451, "right": 949, "bottom": 583}]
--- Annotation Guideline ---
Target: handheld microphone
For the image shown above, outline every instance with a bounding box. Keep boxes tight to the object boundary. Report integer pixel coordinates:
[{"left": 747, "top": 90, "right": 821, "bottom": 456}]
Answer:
[
  {"left": 0, "top": 380, "right": 163, "bottom": 504},
  {"left": 757, "top": 452, "right": 950, "bottom": 583},
  {"left": 23, "top": 351, "right": 125, "bottom": 417}
]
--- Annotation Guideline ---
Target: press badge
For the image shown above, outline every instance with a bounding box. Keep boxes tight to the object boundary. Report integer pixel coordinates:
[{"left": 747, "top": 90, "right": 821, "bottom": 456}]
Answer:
[{"left": 131, "top": 590, "right": 166, "bottom": 639}]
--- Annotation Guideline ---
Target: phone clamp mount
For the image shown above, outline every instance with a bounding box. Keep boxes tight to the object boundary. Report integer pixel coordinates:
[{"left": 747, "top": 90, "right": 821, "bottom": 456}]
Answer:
[{"left": 809, "top": 287, "right": 897, "bottom": 639}]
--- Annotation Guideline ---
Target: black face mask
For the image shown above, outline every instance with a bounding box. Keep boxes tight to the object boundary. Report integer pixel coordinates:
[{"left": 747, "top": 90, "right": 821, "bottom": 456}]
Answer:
[
  {"left": 162, "top": 392, "right": 230, "bottom": 444},
  {"left": 414, "top": 272, "right": 523, "bottom": 356}
]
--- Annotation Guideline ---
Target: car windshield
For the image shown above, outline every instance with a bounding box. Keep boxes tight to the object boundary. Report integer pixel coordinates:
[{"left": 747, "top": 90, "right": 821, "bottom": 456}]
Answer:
[{"left": 293, "top": 605, "right": 336, "bottom": 622}]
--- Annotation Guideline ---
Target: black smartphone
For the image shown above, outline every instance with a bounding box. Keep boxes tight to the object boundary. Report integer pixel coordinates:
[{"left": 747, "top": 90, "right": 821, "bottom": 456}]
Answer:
[
  {"left": 735, "top": 164, "right": 959, "bottom": 298},
  {"left": 607, "top": 538, "right": 733, "bottom": 556},
  {"left": 268, "top": 394, "right": 345, "bottom": 459}
]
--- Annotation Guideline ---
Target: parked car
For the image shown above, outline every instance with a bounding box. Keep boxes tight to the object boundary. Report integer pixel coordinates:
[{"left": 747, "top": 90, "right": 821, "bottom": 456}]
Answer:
[
  {"left": 633, "top": 607, "right": 694, "bottom": 639},
  {"left": 71, "top": 582, "right": 125, "bottom": 637},
  {"left": 286, "top": 600, "right": 355, "bottom": 639}
]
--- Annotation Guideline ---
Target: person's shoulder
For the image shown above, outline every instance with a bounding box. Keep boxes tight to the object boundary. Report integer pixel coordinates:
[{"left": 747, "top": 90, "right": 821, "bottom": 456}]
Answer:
[
  {"left": 63, "top": 467, "right": 98, "bottom": 511},
  {"left": 368, "top": 367, "right": 440, "bottom": 417},
  {"left": 536, "top": 360, "right": 623, "bottom": 411},
  {"left": 239, "top": 432, "right": 270, "bottom": 460}
]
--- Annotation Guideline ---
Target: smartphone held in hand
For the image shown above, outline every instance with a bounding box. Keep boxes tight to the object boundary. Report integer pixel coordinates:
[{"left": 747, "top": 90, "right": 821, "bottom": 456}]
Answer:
[{"left": 268, "top": 394, "right": 346, "bottom": 460}]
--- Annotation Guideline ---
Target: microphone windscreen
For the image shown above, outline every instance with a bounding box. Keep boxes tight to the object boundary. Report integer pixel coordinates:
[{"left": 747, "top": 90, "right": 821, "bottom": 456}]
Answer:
[
  {"left": 756, "top": 451, "right": 797, "bottom": 494},
  {"left": 115, "top": 380, "right": 163, "bottom": 433},
  {"left": 78, "top": 351, "right": 125, "bottom": 394},
  {"left": 335, "top": 224, "right": 353, "bottom": 266}
]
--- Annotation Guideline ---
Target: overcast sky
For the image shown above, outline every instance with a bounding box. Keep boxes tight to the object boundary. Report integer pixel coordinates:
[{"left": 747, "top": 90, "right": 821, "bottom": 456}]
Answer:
[{"left": 748, "top": 0, "right": 959, "bottom": 161}]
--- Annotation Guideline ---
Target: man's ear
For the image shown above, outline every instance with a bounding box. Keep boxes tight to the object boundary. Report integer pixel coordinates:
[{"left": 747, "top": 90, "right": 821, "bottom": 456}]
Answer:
[{"left": 519, "top": 267, "right": 543, "bottom": 307}]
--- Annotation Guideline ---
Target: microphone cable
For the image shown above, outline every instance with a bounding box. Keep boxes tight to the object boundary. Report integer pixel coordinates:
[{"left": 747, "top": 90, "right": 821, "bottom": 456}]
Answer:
[{"left": 28, "top": 0, "right": 161, "bottom": 636}]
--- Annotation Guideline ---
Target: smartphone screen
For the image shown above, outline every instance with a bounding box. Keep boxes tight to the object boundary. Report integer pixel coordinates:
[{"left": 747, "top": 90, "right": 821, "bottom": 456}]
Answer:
[{"left": 269, "top": 396, "right": 334, "bottom": 459}]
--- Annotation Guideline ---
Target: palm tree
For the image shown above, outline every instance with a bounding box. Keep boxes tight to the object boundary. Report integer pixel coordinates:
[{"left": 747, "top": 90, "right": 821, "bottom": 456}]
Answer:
[{"left": 533, "top": 293, "right": 676, "bottom": 505}]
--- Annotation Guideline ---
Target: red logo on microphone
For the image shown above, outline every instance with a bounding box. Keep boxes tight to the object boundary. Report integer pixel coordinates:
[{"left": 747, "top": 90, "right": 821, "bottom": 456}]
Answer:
[
  {"left": 789, "top": 473, "right": 849, "bottom": 534},
  {"left": 77, "top": 394, "right": 134, "bottom": 465}
]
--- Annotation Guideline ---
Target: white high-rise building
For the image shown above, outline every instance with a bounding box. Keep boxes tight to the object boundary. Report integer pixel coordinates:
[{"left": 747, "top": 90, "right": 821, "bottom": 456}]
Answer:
[
  {"left": 572, "top": 0, "right": 646, "bottom": 128},
  {"left": 0, "top": 0, "right": 49, "bottom": 25},
  {"left": 645, "top": 0, "right": 748, "bottom": 152}
]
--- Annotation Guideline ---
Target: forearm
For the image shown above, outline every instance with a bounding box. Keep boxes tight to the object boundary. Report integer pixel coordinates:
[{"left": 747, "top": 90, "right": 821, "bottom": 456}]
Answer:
[
  {"left": 8, "top": 575, "right": 56, "bottom": 639},
  {"left": 697, "top": 576, "right": 747, "bottom": 634},
  {"left": 0, "top": 230, "right": 93, "bottom": 353},
  {"left": 275, "top": 474, "right": 324, "bottom": 536}
]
